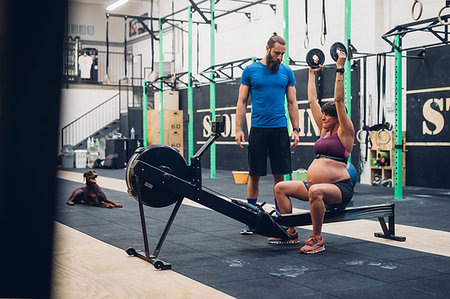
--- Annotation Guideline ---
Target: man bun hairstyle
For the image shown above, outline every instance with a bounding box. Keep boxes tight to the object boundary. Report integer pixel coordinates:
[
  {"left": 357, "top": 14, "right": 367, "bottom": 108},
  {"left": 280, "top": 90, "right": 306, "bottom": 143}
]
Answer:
[{"left": 267, "top": 32, "right": 286, "bottom": 48}]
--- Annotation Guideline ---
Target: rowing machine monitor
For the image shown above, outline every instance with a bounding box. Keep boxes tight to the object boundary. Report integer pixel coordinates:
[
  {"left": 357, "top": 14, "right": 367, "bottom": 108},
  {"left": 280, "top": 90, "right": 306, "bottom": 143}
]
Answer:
[{"left": 212, "top": 115, "right": 225, "bottom": 134}]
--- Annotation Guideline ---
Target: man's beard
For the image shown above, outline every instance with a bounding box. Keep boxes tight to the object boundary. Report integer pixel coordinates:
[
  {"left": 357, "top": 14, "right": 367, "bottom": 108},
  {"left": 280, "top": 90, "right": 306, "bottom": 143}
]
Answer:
[{"left": 266, "top": 52, "right": 281, "bottom": 73}]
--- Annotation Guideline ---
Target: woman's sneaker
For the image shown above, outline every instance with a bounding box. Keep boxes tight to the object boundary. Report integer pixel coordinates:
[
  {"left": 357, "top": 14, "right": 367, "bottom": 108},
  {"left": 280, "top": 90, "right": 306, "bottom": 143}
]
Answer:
[
  {"left": 267, "top": 229, "right": 299, "bottom": 245},
  {"left": 300, "top": 236, "right": 325, "bottom": 254}
]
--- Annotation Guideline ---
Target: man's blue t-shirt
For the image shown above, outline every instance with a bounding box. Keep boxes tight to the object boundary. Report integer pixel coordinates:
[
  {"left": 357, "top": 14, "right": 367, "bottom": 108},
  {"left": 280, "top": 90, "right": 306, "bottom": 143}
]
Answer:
[{"left": 240, "top": 61, "right": 296, "bottom": 128}]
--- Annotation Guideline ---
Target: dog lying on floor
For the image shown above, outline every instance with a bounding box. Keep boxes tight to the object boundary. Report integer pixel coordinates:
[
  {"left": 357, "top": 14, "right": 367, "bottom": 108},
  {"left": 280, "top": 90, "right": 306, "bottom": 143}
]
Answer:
[{"left": 66, "top": 170, "right": 123, "bottom": 208}]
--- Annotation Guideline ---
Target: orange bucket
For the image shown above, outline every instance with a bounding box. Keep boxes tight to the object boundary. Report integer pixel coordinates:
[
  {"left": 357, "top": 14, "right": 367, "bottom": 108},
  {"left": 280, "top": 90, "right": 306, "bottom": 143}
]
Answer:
[{"left": 232, "top": 171, "right": 249, "bottom": 184}]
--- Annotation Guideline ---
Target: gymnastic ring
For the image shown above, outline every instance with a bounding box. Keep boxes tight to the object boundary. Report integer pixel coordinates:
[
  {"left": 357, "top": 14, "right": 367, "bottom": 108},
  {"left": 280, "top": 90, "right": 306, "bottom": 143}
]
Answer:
[
  {"left": 411, "top": 0, "right": 423, "bottom": 21},
  {"left": 377, "top": 129, "right": 392, "bottom": 145},
  {"left": 438, "top": 5, "right": 450, "bottom": 26},
  {"left": 356, "top": 128, "right": 365, "bottom": 144},
  {"left": 304, "top": 36, "right": 309, "bottom": 49},
  {"left": 320, "top": 32, "right": 326, "bottom": 46}
]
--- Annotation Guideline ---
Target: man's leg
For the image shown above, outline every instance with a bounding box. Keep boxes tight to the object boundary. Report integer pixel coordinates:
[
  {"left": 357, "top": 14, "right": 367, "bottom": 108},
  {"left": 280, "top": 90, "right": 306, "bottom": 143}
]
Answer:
[
  {"left": 247, "top": 175, "right": 260, "bottom": 205},
  {"left": 240, "top": 175, "right": 260, "bottom": 235},
  {"left": 267, "top": 127, "right": 292, "bottom": 212},
  {"left": 241, "top": 127, "right": 266, "bottom": 235}
]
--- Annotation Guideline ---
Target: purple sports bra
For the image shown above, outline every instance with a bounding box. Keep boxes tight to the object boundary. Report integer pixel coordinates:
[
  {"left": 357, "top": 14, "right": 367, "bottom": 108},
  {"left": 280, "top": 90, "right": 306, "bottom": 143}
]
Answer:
[{"left": 314, "top": 131, "right": 350, "bottom": 160}]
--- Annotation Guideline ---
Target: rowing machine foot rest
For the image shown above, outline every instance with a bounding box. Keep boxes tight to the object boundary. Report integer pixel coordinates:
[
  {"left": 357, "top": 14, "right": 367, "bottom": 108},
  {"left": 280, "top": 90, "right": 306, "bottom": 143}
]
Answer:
[
  {"left": 253, "top": 212, "right": 291, "bottom": 238},
  {"left": 374, "top": 232, "right": 406, "bottom": 242},
  {"left": 232, "top": 199, "right": 290, "bottom": 238},
  {"left": 125, "top": 247, "right": 172, "bottom": 270}
]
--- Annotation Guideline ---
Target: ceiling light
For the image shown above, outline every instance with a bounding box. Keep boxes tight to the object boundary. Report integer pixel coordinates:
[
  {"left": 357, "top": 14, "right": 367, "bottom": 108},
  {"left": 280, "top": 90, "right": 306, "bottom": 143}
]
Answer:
[{"left": 106, "top": 0, "right": 129, "bottom": 11}]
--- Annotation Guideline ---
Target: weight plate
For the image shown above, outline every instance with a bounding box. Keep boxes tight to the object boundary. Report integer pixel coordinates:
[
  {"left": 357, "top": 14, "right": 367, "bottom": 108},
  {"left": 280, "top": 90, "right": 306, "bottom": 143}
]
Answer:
[
  {"left": 306, "top": 48, "right": 325, "bottom": 69},
  {"left": 330, "top": 42, "right": 347, "bottom": 62},
  {"left": 126, "top": 145, "right": 188, "bottom": 207}
]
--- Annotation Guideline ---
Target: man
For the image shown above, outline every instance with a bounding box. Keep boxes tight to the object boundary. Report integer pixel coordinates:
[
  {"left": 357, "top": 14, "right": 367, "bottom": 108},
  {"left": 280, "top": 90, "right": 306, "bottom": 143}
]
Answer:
[{"left": 235, "top": 32, "right": 300, "bottom": 235}]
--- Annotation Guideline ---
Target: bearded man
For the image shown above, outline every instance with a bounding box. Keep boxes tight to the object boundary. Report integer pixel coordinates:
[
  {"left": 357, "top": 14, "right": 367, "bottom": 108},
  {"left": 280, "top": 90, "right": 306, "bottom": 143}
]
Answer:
[{"left": 235, "top": 32, "right": 300, "bottom": 235}]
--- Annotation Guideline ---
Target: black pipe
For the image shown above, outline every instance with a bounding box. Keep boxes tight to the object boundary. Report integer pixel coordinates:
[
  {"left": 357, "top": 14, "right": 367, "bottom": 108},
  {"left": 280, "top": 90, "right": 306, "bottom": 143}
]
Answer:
[
  {"left": 124, "top": 17, "right": 128, "bottom": 78},
  {"left": 106, "top": 16, "right": 110, "bottom": 77},
  {"left": 363, "top": 57, "right": 368, "bottom": 161}
]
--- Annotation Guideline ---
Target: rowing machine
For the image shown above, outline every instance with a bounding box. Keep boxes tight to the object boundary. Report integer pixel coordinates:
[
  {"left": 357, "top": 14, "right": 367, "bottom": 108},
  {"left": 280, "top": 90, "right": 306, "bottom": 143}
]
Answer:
[{"left": 125, "top": 116, "right": 405, "bottom": 270}]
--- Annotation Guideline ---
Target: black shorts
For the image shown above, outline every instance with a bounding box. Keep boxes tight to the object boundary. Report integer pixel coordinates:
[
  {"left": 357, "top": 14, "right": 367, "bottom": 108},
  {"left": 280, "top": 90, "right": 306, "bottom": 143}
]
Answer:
[
  {"left": 248, "top": 127, "right": 292, "bottom": 176},
  {"left": 303, "top": 179, "right": 354, "bottom": 210}
]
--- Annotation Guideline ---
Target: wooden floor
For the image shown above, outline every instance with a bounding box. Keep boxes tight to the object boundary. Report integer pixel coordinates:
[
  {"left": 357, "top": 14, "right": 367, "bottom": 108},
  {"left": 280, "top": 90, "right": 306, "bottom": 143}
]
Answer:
[{"left": 51, "top": 222, "right": 234, "bottom": 299}]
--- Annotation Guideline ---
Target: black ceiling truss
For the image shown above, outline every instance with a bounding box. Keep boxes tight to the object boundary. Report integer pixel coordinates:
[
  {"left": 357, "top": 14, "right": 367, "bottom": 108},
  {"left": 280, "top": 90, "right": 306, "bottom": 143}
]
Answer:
[
  {"left": 146, "top": 72, "right": 200, "bottom": 92},
  {"left": 107, "top": 1, "right": 279, "bottom": 89},
  {"left": 199, "top": 57, "right": 256, "bottom": 84},
  {"left": 230, "top": 0, "right": 276, "bottom": 13},
  {"left": 382, "top": 13, "right": 449, "bottom": 52},
  {"left": 198, "top": 7, "right": 252, "bottom": 21},
  {"left": 106, "top": 12, "right": 210, "bottom": 42},
  {"left": 163, "top": 0, "right": 275, "bottom": 23},
  {"left": 149, "top": 0, "right": 276, "bottom": 88},
  {"left": 198, "top": 56, "right": 313, "bottom": 84},
  {"left": 215, "top": 0, "right": 268, "bottom": 19},
  {"left": 188, "top": 0, "right": 211, "bottom": 23}
]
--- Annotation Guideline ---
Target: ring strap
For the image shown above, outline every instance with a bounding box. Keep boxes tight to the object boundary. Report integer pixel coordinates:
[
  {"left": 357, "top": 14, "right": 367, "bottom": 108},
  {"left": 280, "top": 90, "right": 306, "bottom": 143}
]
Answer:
[{"left": 321, "top": 0, "right": 327, "bottom": 36}]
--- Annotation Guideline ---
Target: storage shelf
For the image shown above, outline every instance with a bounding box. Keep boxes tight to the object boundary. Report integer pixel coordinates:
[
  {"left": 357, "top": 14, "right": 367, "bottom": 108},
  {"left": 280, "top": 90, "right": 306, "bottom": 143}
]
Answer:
[{"left": 369, "top": 131, "right": 406, "bottom": 187}]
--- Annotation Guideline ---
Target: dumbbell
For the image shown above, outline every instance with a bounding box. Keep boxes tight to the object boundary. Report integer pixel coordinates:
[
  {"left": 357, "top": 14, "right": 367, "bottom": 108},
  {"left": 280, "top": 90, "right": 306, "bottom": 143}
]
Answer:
[
  {"left": 306, "top": 48, "right": 325, "bottom": 69},
  {"left": 330, "top": 42, "right": 347, "bottom": 62}
]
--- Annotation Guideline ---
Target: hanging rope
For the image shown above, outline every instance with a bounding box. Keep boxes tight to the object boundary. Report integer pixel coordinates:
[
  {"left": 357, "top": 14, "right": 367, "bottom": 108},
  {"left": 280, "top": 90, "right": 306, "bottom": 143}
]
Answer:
[
  {"left": 362, "top": 57, "right": 368, "bottom": 159},
  {"left": 320, "top": 0, "right": 327, "bottom": 45},
  {"left": 304, "top": 0, "right": 309, "bottom": 49},
  {"left": 375, "top": 53, "right": 391, "bottom": 145},
  {"left": 124, "top": 16, "right": 128, "bottom": 81},
  {"left": 105, "top": 15, "right": 110, "bottom": 83},
  {"left": 150, "top": 0, "right": 155, "bottom": 74}
]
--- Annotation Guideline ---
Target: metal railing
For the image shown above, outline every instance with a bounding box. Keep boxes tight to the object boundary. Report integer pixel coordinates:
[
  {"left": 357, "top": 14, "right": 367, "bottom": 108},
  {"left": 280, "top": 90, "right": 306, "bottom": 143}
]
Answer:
[
  {"left": 61, "top": 93, "right": 120, "bottom": 149},
  {"left": 63, "top": 45, "right": 143, "bottom": 86}
]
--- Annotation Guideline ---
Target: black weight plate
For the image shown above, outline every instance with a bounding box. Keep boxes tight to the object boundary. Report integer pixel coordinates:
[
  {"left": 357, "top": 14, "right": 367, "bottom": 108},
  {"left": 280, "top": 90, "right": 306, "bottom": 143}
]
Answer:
[
  {"left": 126, "top": 145, "right": 188, "bottom": 207},
  {"left": 306, "top": 48, "right": 325, "bottom": 68},
  {"left": 330, "top": 42, "right": 347, "bottom": 61}
]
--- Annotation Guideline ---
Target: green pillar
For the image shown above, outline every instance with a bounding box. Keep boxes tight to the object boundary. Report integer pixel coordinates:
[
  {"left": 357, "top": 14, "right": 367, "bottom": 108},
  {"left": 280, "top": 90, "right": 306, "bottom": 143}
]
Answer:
[
  {"left": 143, "top": 81, "right": 148, "bottom": 146},
  {"left": 159, "top": 18, "right": 164, "bottom": 144},
  {"left": 344, "top": 0, "right": 351, "bottom": 118},
  {"left": 283, "top": 0, "right": 290, "bottom": 181},
  {"left": 394, "top": 33, "right": 403, "bottom": 199},
  {"left": 283, "top": 0, "right": 289, "bottom": 63},
  {"left": 210, "top": 0, "right": 216, "bottom": 178},
  {"left": 188, "top": 6, "right": 194, "bottom": 161}
]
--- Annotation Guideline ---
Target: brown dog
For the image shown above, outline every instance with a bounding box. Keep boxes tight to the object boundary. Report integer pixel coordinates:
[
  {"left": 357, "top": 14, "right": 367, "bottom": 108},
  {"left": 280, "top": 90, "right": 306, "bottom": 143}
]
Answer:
[{"left": 66, "top": 170, "right": 123, "bottom": 208}]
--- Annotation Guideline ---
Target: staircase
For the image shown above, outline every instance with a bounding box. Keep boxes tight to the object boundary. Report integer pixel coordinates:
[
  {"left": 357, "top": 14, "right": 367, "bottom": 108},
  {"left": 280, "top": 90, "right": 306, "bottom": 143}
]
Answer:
[{"left": 61, "top": 94, "right": 120, "bottom": 150}]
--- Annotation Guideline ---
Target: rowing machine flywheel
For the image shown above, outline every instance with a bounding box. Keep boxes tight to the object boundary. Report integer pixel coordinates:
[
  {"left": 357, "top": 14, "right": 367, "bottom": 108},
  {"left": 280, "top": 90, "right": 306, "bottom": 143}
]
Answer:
[{"left": 126, "top": 145, "right": 188, "bottom": 208}]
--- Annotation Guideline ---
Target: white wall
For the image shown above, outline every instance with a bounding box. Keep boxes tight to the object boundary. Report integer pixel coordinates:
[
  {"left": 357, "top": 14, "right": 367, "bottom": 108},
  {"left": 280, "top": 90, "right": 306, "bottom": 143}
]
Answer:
[
  {"left": 68, "top": 0, "right": 151, "bottom": 46},
  {"left": 59, "top": 88, "right": 119, "bottom": 136},
  {"left": 65, "top": 0, "right": 447, "bottom": 183}
]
